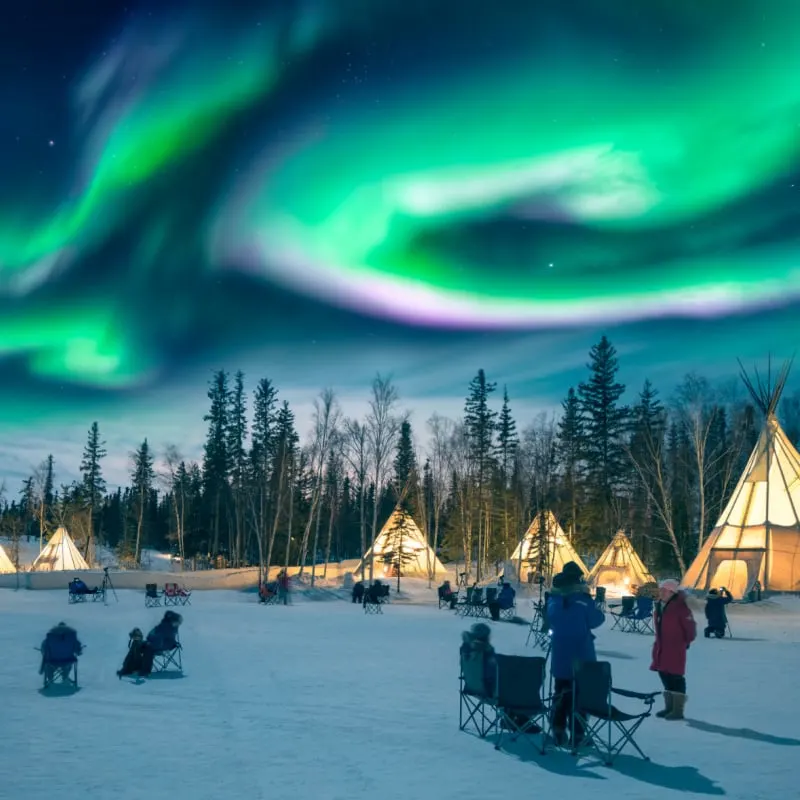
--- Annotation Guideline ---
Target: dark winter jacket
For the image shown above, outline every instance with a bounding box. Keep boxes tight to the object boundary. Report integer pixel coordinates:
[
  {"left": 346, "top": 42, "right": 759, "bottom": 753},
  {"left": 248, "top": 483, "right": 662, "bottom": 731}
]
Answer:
[
  {"left": 460, "top": 624, "right": 497, "bottom": 696},
  {"left": 497, "top": 583, "right": 515, "bottom": 610},
  {"left": 147, "top": 614, "right": 181, "bottom": 652},
  {"left": 704, "top": 589, "right": 732, "bottom": 629},
  {"left": 650, "top": 592, "right": 696, "bottom": 676},
  {"left": 547, "top": 578, "right": 605, "bottom": 680},
  {"left": 41, "top": 624, "right": 82, "bottom": 663}
]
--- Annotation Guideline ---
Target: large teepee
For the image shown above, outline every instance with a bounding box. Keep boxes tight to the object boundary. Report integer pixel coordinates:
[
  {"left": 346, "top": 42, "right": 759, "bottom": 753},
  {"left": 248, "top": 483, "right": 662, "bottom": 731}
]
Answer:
[
  {"left": 0, "top": 544, "right": 16, "bottom": 573},
  {"left": 683, "top": 358, "right": 800, "bottom": 598},
  {"left": 588, "top": 530, "right": 654, "bottom": 591},
  {"left": 31, "top": 527, "right": 90, "bottom": 572},
  {"left": 511, "top": 510, "right": 588, "bottom": 584},
  {"left": 353, "top": 509, "right": 447, "bottom": 579}
]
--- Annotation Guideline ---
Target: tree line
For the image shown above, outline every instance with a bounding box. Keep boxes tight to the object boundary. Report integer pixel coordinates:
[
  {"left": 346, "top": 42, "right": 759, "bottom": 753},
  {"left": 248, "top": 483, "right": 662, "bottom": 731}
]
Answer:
[{"left": 2, "top": 337, "right": 796, "bottom": 581}]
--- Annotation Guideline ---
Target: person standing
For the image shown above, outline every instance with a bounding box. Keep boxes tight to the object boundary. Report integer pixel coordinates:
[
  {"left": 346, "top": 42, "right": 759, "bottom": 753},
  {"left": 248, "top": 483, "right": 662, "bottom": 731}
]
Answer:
[
  {"left": 547, "top": 561, "right": 605, "bottom": 745},
  {"left": 277, "top": 569, "right": 291, "bottom": 605},
  {"left": 651, "top": 578, "right": 696, "bottom": 720}
]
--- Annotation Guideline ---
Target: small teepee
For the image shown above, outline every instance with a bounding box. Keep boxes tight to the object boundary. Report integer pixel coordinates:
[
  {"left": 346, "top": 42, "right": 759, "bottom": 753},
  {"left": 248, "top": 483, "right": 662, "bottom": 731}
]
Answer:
[
  {"left": 511, "top": 510, "right": 588, "bottom": 584},
  {"left": 32, "top": 527, "right": 90, "bottom": 572},
  {"left": 0, "top": 544, "right": 17, "bottom": 573},
  {"left": 588, "top": 531, "right": 655, "bottom": 592},
  {"left": 353, "top": 508, "right": 446, "bottom": 579},
  {"left": 683, "top": 358, "right": 800, "bottom": 598}
]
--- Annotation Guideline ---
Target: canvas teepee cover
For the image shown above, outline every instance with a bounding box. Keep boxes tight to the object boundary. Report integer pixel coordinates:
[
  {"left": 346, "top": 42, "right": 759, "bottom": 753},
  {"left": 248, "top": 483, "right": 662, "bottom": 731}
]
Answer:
[
  {"left": 0, "top": 544, "right": 16, "bottom": 573},
  {"left": 353, "top": 509, "right": 447, "bottom": 579},
  {"left": 683, "top": 360, "right": 800, "bottom": 598},
  {"left": 511, "top": 510, "right": 588, "bottom": 583},
  {"left": 588, "top": 531, "right": 654, "bottom": 591},
  {"left": 32, "top": 527, "right": 90, "bottom": 572}
]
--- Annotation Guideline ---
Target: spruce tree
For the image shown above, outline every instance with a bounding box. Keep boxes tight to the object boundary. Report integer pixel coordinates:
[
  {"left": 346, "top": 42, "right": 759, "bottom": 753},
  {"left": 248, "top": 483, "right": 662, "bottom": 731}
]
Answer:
[
  {"left": 227, "top": 370, "right": 248, "bottom": 564},
  {"left": 393, "top": 420, "right": 417, "bottom": 510},
  {"left": 203, "top": 370, "right": 230, "bottom": 556},
  {"left": 131, "top": 438, "right": 155, "bottom": 563},
  {"left": 80, "top": 421, "right": 107, "bottom": 558},
  {"left": 557, "top": 387, "right": 584, "bottom": 540},
  {"left": 495, "top": 387, "right": 518, "bottom": 558},
  {"left": 464, "top": 369, "right": 497, "bottom": 578},
  {"left": 577, "top": 336, "right": 628, "bottom": 537}
]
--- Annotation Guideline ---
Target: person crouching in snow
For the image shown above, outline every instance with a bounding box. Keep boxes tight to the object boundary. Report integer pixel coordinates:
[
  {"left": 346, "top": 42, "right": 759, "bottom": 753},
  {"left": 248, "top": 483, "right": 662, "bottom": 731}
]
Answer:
[
  {"left": 704, "top": 587, "right": 732, "bottom": 638},
  {"left": 117, "top": 628, "right": 152, "bottom": 679},
  {"left": 460, "top": 622, "right": 497, "bottom": 697},
  {"left": 651, "top": 579, "right": 696, "bottom": 720}
]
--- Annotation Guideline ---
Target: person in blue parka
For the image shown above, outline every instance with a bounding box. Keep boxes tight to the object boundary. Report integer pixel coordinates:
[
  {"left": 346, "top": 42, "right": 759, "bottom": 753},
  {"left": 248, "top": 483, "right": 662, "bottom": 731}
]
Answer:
[
  {"left": 547, "top": 561, "right": 605, "bottom": 745},
  {"left": 704, "top": 587, "right": 733, "bottom": 638}
]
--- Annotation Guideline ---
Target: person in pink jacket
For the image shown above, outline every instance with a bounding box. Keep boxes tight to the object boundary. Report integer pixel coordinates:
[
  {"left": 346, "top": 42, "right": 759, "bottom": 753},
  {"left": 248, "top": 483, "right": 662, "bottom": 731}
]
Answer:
[{"left": 650, "top": 578, "right": 696, "bottom": 720}]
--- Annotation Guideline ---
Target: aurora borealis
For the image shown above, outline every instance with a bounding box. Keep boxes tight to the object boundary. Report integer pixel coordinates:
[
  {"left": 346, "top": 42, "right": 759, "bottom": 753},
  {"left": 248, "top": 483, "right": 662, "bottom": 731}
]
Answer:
[{"left": 2, "top": 0, "right": 800, "bottom": 485}]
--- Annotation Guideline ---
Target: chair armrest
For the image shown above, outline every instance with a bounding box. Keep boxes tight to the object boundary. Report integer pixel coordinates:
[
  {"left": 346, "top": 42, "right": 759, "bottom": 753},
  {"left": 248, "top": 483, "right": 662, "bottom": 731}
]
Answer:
[{"left": 612, "top": 688, "right": 659, "bottom": 702}]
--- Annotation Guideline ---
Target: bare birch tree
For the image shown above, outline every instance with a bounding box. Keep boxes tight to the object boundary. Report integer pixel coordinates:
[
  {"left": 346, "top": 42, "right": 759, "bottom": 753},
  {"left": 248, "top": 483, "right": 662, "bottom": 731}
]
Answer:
[
  {"left": 342, "top": 418, "right": 370, "bottom": 578},
  {"left": 674, "top": 373, "right": 719, "bottom": 549},
  {"left": 365, "top": 374, "right": 401, "bottom": 580},
  {"left": 426, "top": 413, "right": 455, "bottom": 580},
  {"left": 159, "top": 444, "right": 187, "bottom": 568}
]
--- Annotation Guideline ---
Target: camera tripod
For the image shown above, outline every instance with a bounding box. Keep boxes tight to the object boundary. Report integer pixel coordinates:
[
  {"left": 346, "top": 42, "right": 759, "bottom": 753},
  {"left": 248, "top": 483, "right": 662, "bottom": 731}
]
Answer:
[{"left": 101, "top": 567, "right": 118, "bottom": 604}]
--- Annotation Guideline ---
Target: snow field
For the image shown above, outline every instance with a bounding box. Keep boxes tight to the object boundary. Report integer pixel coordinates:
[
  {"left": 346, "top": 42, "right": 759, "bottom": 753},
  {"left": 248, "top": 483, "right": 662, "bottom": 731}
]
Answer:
[{"left": 0, "top": 586, "right": 797, "bottom": 800}]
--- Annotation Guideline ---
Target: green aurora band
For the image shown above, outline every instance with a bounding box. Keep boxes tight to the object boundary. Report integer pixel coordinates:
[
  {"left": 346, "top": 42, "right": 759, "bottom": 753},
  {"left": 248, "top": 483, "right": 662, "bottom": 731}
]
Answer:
[{"left": 3, "top": 0, "right": 800, "bottom": 386}]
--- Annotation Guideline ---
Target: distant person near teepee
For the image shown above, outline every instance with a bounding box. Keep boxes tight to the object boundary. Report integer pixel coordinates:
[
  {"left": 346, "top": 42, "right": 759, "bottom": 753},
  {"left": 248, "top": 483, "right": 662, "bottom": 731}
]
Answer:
[{"left": 651, "top": 579, "right": 696, "bottom": 721}]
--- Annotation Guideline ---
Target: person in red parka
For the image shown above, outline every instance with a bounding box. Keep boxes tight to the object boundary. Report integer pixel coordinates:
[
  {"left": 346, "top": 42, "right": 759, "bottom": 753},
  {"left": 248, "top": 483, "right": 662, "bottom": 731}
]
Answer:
[{"left": 650, "top": 578, "right": 696, "bottom": 720}]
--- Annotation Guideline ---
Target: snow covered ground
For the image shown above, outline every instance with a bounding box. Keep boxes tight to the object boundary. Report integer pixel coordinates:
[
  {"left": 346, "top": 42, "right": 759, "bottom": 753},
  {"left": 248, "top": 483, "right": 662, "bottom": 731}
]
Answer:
[{"left": 0, "top": 584, "right": 797, "bottom": 800}]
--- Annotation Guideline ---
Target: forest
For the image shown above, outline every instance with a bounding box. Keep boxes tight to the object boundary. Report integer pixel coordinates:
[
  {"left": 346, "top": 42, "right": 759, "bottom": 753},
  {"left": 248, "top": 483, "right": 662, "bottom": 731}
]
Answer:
[{"left": 2, "top": 337, "right": 797, "bottom": 580}]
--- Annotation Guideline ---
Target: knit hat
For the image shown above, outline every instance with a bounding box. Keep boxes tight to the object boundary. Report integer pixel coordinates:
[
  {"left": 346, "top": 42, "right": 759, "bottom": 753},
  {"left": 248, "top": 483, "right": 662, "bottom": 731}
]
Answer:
[
  {"left": 469, "top": 622, "right": 492, "bottom": 641},
  {"left": 562, "top": 561, "right": 584, "bottom": 580}
]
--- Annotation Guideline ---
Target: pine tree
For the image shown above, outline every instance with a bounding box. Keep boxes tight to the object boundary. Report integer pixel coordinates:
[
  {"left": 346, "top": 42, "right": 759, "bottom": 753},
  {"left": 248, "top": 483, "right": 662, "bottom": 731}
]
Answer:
[
  {"left": 80, "top": 421, "right": 107, "bottom": 559},
  {"left": 131, "top": 439, "right": 155, "bottom": 563},
  {"left": 577, "top": 337, "right": 628, "bottom": 538},
  {"left": 203, "top": 370, "right": 230, "bottom": 556},
  {"left": 464, "top": 369, "right": 497, "bottom": 578}
]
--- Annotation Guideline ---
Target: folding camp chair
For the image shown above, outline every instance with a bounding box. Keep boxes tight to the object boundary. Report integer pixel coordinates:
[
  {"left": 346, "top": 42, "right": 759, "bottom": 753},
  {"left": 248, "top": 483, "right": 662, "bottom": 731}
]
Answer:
[
  {"left": 594, "top": 586, "right": 607, "bottom": 612},
  {"left": 36, "top": 641, "right": 81, "bottom": 691},
  {"left": 363, "top": 585, "right": 384, "bottom": 614},
  {"left": 493, "top": 654, "right": 550, "bottom": 755},
  {"left": 629, "top": 596, "right": 654, "bottom": 634},
  {"left": 571, "top": 660, "right": 658, "bottom": 765},
  {"left": 164, "top": 582, "right": 192, "bottom": 606},
  {"left": 459, "top": 650, "right": 497, "bottom": 738},
  {"left": 609, "top": 596, "right": 635, "bottom": 632},
  {"left": 455, "top": 587, "right": 475, "bottom": 617},
  {"left": 151, "top": 634, "right": 183, "bottom": 674},
  {"left": 144, "top": 583, "right": 162, "bottom": 608}
]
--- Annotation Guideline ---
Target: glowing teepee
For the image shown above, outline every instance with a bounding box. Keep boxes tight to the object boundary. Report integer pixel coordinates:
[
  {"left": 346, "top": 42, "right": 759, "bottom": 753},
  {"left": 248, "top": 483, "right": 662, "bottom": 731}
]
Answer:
[
  {"left": 511, "top": 510, "right": 588, "bottom": 583},
  {"left": 683, "top": 358, "right": 800, "bottom": 598},
  {"left": 588, "top": 531, "right": 654, "bottom": 592},
  {"left": 31, "top": 527, "right": 90, "bottom": 572},
  {"left": 353, "top": 509, "right": 446, "bottom": 579},
  {"left": 0, "top": 544, "right": 16, "bottom": 573}
]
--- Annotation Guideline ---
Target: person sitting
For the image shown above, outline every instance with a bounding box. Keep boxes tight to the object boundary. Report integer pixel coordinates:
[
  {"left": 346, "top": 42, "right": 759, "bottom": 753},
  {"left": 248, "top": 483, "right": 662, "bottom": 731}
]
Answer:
[
  {"left": 438, "top": 580, "right": 456, "bottom": 609},
  {"left": 147, "top": 610, "right": 182, "bottom": 652},
  {"left": 352, "top": 580, "right": 365, "bottom": 604},
  {"left": 69, "top": 577, "right": 98, "bottom": 595},
  {"left": 487, "top": 581, "right": 516, "bottom": 620},
  {"left": 460, "top": 622, "right": 497, "bottom": 696},
  {"left": 40, "top": 622, "right": 82, "bottom": 680},
  {"left": 363, "top": 580, "right": 383, "bottom": 607},
  {"left": 117, "top": 627, "right": 153, "bottom": 679},
  {"left": 704, "top": 587, "right": 733, "bottom": 638}
]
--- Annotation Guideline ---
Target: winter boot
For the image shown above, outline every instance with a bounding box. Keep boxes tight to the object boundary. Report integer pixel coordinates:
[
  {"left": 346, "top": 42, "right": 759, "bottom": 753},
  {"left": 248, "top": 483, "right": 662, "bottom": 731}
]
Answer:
[
  {"left": 664, "top": 692, "right": 687, "bottom": 720},
  {"left": 655, "top": 691, "right": 673, "bottom": 718}
]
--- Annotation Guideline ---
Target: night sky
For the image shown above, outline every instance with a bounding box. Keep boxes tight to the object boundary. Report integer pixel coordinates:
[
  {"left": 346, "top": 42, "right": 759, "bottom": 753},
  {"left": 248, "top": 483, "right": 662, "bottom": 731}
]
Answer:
[{"left": 2, "top": 0, "right": 799, "bottom": 489}]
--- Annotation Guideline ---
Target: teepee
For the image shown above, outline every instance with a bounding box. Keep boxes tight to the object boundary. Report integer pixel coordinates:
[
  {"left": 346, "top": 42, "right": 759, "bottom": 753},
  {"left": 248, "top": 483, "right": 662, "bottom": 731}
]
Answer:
[
  {"left": 683, "top": 358, "right": 800, "bottom": 598},
  {"left": 0, "top": 544, "right": 16, "bottom": 573},
  {"left": 31, "top": 527, "right": 90, "bottom": 572},
  {"left": 588, "top": 531, "right": 654, "bottom": 592},
  {"left": 353, "top": 509, "right": 447, "bottom": 579},
  {"left": 511, "top": 510, "right": 588, "bottom": 584}
]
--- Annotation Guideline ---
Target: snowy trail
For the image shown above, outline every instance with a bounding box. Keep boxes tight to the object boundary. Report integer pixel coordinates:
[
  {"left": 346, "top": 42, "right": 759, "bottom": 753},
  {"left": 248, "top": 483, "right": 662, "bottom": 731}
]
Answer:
[{"left": 0, "top": 586, "right": 798, "bottom": 800}]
